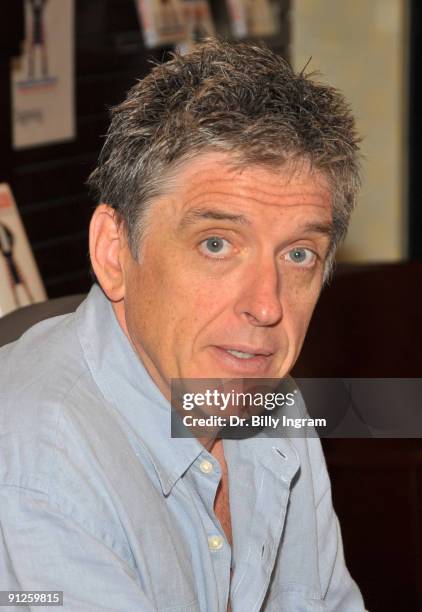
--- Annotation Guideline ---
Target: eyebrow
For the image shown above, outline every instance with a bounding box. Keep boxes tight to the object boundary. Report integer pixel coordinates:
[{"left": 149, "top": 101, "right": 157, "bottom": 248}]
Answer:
[
  {"left": 178, "top": 207, "right": 333, "bottom": 239},
  {"left": 299, "top": 221, "right": 334, "bottom": 239},
  {"left": 178, "top": 208, "right": 251, "bottom": 230}
]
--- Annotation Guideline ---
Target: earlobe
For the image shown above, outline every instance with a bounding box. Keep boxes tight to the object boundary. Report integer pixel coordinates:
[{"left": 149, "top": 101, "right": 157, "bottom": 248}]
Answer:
[{"left": 89, "top": 204, "right": 126, "bottom": 302}]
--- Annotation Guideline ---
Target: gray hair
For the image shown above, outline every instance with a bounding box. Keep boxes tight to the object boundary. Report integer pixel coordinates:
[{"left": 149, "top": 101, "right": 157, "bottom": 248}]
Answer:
[{"left": 88, "top": 38, "right": 361, "bottom": 278}]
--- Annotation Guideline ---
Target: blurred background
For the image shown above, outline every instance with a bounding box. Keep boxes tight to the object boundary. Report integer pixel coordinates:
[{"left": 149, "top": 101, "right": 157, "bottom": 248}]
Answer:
[{"left": 0, "top": 1, "right": 421, "bottom": 610}]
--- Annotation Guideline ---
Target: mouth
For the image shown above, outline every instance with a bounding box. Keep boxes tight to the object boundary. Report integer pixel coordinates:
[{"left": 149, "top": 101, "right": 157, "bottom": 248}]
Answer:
[
  {"left": 226, "top": 349, "right": 257, "bottom": 359},
  {"left": 210, "top": 344, "right": 275, "bottom": 375}
]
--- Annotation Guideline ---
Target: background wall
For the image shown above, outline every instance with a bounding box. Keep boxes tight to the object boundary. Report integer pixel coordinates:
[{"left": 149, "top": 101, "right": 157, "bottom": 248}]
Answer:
[
  {"left": 0, "top": 0, "right": 290, "bottom": 298},
  {"left": 291, "top": 0, "right": 409, "bottom": 262}
]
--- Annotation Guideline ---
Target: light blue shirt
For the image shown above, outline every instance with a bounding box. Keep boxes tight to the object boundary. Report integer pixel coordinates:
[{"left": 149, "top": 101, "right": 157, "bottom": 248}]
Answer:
[{"left": 0, "top": 286, "right": 366, "bottom": 611}]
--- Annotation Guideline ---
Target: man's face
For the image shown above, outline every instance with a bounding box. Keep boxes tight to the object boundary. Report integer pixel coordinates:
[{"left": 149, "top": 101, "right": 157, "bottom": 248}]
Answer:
[{"left": 116, "top": 152, "right": 333, "bottom": 399}]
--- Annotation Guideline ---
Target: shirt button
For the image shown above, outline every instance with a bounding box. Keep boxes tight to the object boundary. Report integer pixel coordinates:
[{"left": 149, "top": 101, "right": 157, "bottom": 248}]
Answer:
[
  {"left": 208, "top": 535, "right": 224, "bottom": 551},
  {"left": 199, "top": 459, "right": 214, "bottom": 474}
]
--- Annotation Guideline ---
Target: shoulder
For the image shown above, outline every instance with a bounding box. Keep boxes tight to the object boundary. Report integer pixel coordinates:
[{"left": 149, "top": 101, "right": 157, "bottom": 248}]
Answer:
[
  {"left": 0, "top": 310, "right": 157, "bottom": 570},
  {"left": 0, "top": 311, "right": 110, "bottom": 494}
]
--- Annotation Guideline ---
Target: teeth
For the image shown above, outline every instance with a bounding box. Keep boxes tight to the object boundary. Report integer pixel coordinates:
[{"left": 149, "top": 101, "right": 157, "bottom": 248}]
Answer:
[{"left": 227, "top": 349, "right": 256, "bottom": 359}]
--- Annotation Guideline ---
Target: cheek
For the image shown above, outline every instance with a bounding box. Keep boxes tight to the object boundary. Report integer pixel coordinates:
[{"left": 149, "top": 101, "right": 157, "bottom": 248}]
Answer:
[
  {"left": 123, "top": 258, "right": 169, "bottom": 346},
  {"left": 171, "top": 280, "right": 230, "bottom": 341},
  {"left": 125, "top": 257, "right": 226, "bottom": 347},
  {"left": 282, "top": 278, "right": 322, "bottom": 341}
]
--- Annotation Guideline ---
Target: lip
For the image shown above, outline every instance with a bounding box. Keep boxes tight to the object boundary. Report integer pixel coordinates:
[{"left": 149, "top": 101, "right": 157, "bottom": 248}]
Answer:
[
  {"left": 210, "top": 345, "right": 275, "bottom": 375},
  {"left": 217, "top": 344, "right": 274, "bottom": 357}
]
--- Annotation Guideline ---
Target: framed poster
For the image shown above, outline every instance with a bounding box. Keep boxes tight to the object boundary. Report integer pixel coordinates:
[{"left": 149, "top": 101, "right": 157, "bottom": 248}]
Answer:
[
  {"left": 135, "top": 0, "right": 187, "bottom": 48},
  {"left": 0, "top": 184, "right": 46, "bottom": 317},
  {"left": 226, "top": 0, "right": 280, "bottom": 39},
  {"left": 11, "top": 0, "right": 75, "bottom": 150}
]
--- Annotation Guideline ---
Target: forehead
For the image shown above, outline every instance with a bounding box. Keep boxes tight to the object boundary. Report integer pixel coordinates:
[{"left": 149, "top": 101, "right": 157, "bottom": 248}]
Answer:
[{"left": 166, "top": 151, "right": 332, "bottom": 214}]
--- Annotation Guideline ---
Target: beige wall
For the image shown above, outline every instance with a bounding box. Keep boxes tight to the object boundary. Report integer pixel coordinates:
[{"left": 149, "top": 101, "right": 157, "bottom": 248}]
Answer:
[{"left": 291, "top": 0, "right": 408, "bottom": 261}]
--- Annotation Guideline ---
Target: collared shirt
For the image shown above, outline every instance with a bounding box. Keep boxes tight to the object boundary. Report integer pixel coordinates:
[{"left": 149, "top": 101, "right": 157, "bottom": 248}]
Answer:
[{"left": 0, "top": 286, "right": 366, "bottom": 611}]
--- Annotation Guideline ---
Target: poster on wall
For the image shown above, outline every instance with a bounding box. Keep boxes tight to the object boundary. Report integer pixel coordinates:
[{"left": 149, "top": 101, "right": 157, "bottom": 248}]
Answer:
[
  {"left": 11, "top": 0, "right": 75, "bottom": 150},
  {"left": 135, "top": 0, "right": 187, "bottom": 48},
  {"left": 226, "top": 0, "right": 280, "bottom": 39},
  {"left": 0, "top": 184, "right": 46, "bottom": 317}
]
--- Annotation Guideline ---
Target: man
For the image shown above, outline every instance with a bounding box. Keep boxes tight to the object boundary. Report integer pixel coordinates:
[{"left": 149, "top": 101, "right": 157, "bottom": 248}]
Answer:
[{"left": 0, "top": 39, "right": 366, "bottom": 610}]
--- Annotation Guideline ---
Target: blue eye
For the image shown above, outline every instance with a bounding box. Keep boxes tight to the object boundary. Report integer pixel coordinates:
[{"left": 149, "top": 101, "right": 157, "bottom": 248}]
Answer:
[
  {"left": 205, "top": 237, "right": 224, "bottom": 253},
  {"left": 286, "top": 247, "right": 316, "bottom": 266},
  {"left": 200, "top": 237, "right": 231, "bottom": 258}
]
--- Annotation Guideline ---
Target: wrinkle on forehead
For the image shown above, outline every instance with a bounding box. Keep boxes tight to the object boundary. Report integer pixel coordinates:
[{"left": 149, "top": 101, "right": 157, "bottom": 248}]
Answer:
[
  {"left": 145, "top": 150, "right": 332, "bottom": 232},
  {"left": 178, "top": 167, "right": 332, "bottom": 216}
]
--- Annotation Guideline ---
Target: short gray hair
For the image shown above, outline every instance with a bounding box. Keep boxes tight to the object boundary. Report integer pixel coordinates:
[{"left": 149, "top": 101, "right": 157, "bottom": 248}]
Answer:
[{"left": 88, "top": 38, "right": 361, "bottom": 276}]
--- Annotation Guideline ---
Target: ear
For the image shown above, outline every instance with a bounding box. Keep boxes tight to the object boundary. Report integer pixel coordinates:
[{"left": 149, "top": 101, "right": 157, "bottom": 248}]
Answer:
[{"left": 89, "top": 204, "right": 127, "bottom": 302}]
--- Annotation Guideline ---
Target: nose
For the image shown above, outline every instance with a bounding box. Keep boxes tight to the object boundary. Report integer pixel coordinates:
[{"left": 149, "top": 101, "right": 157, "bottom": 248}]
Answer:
[{"left": 234, "top": 259, "right": 283, "bottom": 327}]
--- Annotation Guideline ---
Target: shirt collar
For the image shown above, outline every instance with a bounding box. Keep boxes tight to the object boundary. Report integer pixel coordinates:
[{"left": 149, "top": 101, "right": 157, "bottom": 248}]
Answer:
[{"left": 75, "top": 284, "right": 204, "bottom": 496}]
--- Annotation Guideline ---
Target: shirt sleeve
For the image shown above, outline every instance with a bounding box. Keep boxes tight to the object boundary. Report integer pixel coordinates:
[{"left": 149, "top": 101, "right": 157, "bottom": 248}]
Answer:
[
  {"left": 307, "top": 437, "right": 368, "bottom": 612},
  {"left": 316, "top": 487, "right": 368, "bottom": 611},
  {"left": 0, "top": 485, "right": 158, "bottom": 612}
]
